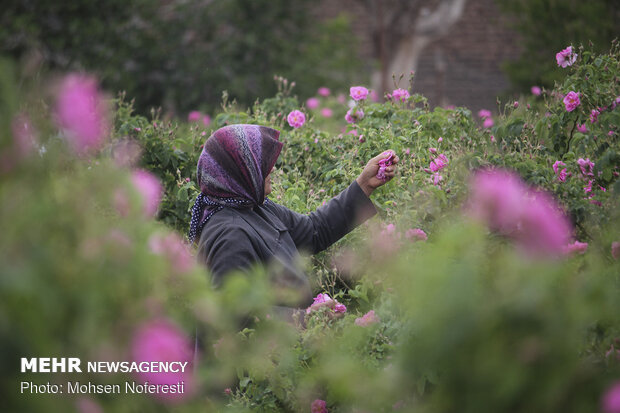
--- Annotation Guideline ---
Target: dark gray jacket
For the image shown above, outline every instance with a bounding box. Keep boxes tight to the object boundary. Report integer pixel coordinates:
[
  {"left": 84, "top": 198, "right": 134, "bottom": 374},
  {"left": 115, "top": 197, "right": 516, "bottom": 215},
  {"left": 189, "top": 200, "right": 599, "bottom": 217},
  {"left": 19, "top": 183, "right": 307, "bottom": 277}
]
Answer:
[{"left": 197, "top": 180, "right": 376, "bottom": 306}]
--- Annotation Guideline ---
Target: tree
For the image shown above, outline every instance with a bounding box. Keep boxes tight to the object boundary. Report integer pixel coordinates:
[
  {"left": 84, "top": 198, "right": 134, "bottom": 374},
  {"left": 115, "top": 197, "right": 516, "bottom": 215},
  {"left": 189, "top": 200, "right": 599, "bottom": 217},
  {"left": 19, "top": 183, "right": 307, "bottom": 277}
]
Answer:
[{"left": 354, "top": 0, "right": 467, "bottom": 94}]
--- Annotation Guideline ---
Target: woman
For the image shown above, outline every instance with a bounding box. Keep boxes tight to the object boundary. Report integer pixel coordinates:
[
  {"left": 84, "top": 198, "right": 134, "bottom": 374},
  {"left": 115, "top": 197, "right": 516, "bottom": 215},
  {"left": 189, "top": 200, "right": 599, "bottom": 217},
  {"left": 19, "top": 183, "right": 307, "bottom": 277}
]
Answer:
[{"left": 189, "top": 124, "right": 398, "bottom": 309}]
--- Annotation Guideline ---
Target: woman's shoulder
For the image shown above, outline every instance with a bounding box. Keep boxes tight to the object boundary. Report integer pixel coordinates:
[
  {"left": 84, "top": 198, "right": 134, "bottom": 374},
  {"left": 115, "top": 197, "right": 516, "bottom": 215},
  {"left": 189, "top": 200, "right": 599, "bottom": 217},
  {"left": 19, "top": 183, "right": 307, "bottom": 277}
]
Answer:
[
  {"left": 204, "top": 208, "right": 246, "bottom": 231},
  {"left": 199, "top": 209, "right": 250, "bottom": 243}
]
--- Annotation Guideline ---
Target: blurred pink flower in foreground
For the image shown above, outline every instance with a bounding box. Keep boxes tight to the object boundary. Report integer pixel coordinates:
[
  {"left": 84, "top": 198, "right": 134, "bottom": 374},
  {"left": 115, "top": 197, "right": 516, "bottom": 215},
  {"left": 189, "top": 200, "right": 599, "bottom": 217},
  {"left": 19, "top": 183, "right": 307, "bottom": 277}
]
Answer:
[
  {"left": 405, "top": 228, "right": 427, "bottom": 242},
  {"left": 562, "top": 240, "right": 588, "bottom": 255},
  {"left": 320, "top": 107, "right": 333, "bottom": 118},
  {"left": 563, "top": 91, "right": 580, "bottom": 112},
  {"left": 468, "top": 169, "right": 572, "bottom": 256},
  {"left": 350, "top": 86, "right": 369, "bottom": 101},
  {"left": 149, "top": 232, "right": 194, "bottom": 274},
  {"left": 131, "top": 170, "right": 163, "bottom": 217},
  {"left": 112, "top": 140, "right": 142, "bottom": 167},
  {"left": 612, "top": 242, "right": 620, "bottom": 260},
  {"left": 391, "top": 88, "right": 410, "bottom": 102},
  {"left": 556, "top": 46, "right": 577, "bottom": 68},
  {"left": 602, "top": 381, "right": 620, "bottom": 413},
  {"left": 55, "top": 73, "right": 110, "bottom": 154},
  {"left": 531, "top": 86, "right": 542, "bottom": 96},
  {"left": 306, "top": 97, "right": 320, "bottom": 110},
  {"left": 287, "top": 110, "right": 306, "bottom": 128},
  {"left": 131, "top": 318, "right": 194, "bottom": 403},
  {"left": 311, "top": 399, "right": 328, "bottom": 413},
  {"left": 318, "top": 87, "right": 330, "bottom": 97},
  {"left": 355, "top": 310, "right": 380, "bottom": 327}
]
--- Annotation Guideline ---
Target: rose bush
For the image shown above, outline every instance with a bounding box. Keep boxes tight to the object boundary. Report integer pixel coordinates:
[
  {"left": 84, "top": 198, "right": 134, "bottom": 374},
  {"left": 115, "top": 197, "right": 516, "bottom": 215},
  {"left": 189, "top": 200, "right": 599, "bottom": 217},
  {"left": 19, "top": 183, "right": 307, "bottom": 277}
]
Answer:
[{"left": 1, "top": 41, "right": 619, "bottom": 412}]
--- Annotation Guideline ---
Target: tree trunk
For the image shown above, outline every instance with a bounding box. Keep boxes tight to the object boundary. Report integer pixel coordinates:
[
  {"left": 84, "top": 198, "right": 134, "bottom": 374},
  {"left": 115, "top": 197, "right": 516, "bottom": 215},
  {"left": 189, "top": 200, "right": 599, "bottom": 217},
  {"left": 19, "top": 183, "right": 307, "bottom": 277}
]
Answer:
[{"left": 372, "top": 0, "right": 467, "bottom": 94}]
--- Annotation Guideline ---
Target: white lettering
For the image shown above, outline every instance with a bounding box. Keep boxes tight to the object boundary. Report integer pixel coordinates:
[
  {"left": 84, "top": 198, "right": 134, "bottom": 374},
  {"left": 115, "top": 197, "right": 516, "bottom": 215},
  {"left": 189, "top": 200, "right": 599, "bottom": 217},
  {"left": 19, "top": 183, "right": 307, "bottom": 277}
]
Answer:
[
  {"left": 68, "top": 358, "right": 82, "bottom": 372},
  {"left": 39, "top": 358, "right": 50, "bottom": 373},
  {"left": 21, "top": 358, "right": 37, "bottom": 373}
]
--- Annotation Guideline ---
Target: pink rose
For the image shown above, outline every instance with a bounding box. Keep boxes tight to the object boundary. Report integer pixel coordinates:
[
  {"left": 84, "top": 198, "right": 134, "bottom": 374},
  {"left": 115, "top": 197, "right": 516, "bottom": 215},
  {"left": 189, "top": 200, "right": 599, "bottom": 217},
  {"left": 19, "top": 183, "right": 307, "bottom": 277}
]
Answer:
[
  {"left": 345, "top": 108, "right": 364, "bottom": 124},
  {"left": 131, "top": 170, "right": 163, "bottom": 218},
  {"left": 391, "top": 88, "right": 410, "bottom": 102},
  {"left": 55, "top": 73, "right": 110, "bottom": 154},
  {"left": 202, "top": 114, "right": 211, "bottom": 126},
  {"left": 305, "top": 293, "right": 346, "bottom": 316},
  {"left": 306, "top": 97, "right": 320, "bottom": 110},
  {"left": 483, "top": 117, "right": 494, "bottom": 128},
  {"left": 602, "top": 381, "right": 620, "bottom": 413},
  {"left": 552, "top": 160, "right": 566, "bottom": 175},
  {"left": 405, "top": 228, "right": 427, "bottom": 242},
  {"left": 563, "top": 91, "right": 580, "bottom": 112},
  {"left": 311, "top": 399, "right": 328, "bottom": 413},
  {"left": 468, "top": 169, "right": 572, "bottom": 256},
  {"left": 320, "top": 107, "right": 333, "bottom": 118},
  {"left": 531, "top": 86, "right": 542, "bottom": 96},
  {"left": 317, "top": 87, "right": 330, "bottom": 97},
  {"left": 187, "top": 111, "right": 201, "bottom": 122},
  {"left": 131, "top": 318, "right": 195, "bottom": 403},
  {"left": 577, "top": 158, "right": 594, "bottom": 176},
  {"left": 556, "top": 46, "right": 577, "bottom": 68},
  {"left": 478, "top": 109, "right": 492, "bottom": 119},
  {"left": 429, "top": 154, "right": 448, "bottom": 172},
  {"left": 350, "top": 86, "right": 369, "bottom": 101},
  {"left": 577, "top": 123, "right": 588, "bottom": 133},
  {"left": 590, "top": 108, "right": 600, "bottom": 123},
  {"left": 562, "top": 240, "right": 588, "bottom": 255},
  {"left": 287, "top": 110, "right": 306, "bottom": 128},
  {"left": 355, "top": 310, "right": 380, "bottom": 327}
]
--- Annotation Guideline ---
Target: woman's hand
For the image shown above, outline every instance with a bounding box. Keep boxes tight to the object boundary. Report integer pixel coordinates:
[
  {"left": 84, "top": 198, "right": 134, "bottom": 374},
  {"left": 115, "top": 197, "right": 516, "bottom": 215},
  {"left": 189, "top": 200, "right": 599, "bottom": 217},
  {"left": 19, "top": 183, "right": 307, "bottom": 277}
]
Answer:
[{"left": 356, "top": 150, "right": 400, "bottom": 197}]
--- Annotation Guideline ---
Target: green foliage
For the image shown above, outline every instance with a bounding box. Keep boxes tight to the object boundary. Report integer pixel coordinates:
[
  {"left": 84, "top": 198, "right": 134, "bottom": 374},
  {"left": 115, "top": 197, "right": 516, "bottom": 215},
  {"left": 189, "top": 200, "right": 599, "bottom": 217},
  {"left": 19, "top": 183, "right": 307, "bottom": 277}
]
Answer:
[
  {"left": 2, "top": 42, "right": 620, "bottom": 413},
  {"left": 0, "top": 0, "right": 363, "bottom": 114}
]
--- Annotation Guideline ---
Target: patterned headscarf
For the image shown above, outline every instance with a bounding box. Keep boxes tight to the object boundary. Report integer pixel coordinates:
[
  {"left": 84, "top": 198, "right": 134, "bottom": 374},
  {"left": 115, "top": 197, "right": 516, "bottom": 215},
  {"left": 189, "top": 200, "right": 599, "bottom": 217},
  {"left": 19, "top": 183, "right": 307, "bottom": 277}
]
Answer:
[{"left": 188, "top": 124, "right": 283, "bottom": 244}]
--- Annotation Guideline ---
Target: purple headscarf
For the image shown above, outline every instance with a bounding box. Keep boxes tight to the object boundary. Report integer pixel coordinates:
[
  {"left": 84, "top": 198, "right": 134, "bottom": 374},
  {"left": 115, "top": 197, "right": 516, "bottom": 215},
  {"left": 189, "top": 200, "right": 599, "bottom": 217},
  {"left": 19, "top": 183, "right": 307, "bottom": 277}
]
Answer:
[{"left": 188, "top": 124, "right": 283, "bottom": 244}]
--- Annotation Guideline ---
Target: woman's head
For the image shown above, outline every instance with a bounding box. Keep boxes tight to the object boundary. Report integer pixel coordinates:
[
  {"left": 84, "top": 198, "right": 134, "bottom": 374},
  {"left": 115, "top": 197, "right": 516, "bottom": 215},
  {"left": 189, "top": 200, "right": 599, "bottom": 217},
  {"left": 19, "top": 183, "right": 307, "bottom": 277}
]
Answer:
[{"left": 196, "top": 124, "right": 282, "bottom": 205}]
